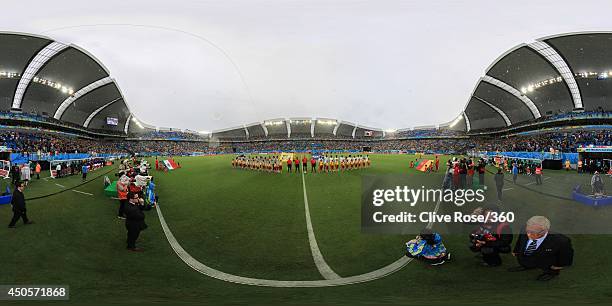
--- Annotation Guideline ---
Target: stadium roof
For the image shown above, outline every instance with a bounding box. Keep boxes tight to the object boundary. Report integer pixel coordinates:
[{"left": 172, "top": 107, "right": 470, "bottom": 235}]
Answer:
[
  {"left": 206, "top": 117, "right": 387, "bottom": 140},
  {"left": 460, "top": 32, "right": 612, "bottom": 132},
  {"left": 2, "top": 31, "right": 610, "bottom": 136},
  {"left": 0, "top": 32, "right": 131, "bottom": 134}
]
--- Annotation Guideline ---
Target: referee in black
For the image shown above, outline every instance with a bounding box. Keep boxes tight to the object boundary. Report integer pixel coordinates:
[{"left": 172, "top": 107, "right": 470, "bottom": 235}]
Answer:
[{"left": 8, "top": 181, "right": 34, "bottom": 228}]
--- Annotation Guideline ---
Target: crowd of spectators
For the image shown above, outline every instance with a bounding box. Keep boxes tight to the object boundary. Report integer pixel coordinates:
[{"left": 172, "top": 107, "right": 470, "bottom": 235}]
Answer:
[
  {"left": 0, "top": 131, "right": 123, "bottom": 156},
  {"left": 0, "top": 129, "right": 610, "bottom": 157},
  {"left": 0, "top": 111, "right": 125, "bottom": 136},
  {"left": 470, "top": 130, "right": 612, "bottom": 153},
  {"left": 131, "top": 130, "right": 204, "bottom": 141},
  {"left": 395, "top": 129, "right": 466, "bottom": 138}
]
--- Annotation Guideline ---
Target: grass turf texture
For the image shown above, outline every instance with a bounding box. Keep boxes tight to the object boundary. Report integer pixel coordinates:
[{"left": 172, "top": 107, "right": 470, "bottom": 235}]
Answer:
[{"left": 0, "top": 154, "right": 610, "bottom": 305}]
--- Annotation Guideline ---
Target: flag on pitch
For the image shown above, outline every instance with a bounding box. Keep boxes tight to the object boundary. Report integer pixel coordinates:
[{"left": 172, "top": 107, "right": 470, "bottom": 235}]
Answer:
[{"left": 415, "top": 159, "right": 433, "bottom": 172}]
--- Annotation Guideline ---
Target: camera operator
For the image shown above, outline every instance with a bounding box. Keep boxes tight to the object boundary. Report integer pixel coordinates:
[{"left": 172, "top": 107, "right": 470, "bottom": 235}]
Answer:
[
  {"left": 125, "top": 192, "right": 147, "bottom": 252},
  {"left": 469, "top": 207, "right": 513, "bottom": 267}
]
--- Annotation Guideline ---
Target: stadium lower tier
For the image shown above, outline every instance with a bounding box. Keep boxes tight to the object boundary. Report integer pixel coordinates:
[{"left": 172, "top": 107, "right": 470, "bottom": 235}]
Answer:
[{"left": 0, "top": 128, "right": 610, "bottom": 158}]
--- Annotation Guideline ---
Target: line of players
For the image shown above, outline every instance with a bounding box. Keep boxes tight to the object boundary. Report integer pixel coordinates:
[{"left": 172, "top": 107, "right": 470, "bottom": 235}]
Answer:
[
  {"left": 231, "top": 154, "right": 371, "bottom": 173},
  {"left": 289, "top": 154, "right": 371, "bottom": 173},
  {"left": 232, "top": 155, "right": 283, "bottom": 173}
]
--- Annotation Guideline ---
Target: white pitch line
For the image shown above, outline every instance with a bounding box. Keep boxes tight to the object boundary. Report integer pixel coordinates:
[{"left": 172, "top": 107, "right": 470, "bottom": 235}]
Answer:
[
  {"left": 525, "top": 182, "right": 536, "bottom": 186},
  {"left": 502, "top": 188, "right": 514, "bottom": 191},
  {"left": 55, "top": 183, "right": 65, "bottom": 188},
  {"left": 72, "top": 190, "right": 93, "bottom": 196},
  {"left": 544, "top": 177, "right": 551, "bottom": 180},
  {"left": 301, "top": 170, "right": 341, "bottom": 280},
  {"left": 155, "top": 202, "right": 411, "bottom": 287},
  {"left": 153, "top": 165, "right": 456, "bottom": 287}
]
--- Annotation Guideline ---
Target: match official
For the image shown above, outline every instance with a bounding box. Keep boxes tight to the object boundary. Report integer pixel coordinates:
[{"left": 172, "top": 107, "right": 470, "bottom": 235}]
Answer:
[{"left": 509, "top": 216, "right": 573, "bottom": 281}]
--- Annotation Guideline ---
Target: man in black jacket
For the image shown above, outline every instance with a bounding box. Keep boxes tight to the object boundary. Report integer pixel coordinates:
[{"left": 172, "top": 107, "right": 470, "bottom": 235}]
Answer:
[
  {"left": 509, "top": 216, "right": 573, "bottom": 281},
  {"left": 8, "top": 181, "right": 33, "bottom": 228},
  {"left": 10, "top": 165, "right": 20, "bottom": 186},
  {"left": 494, "top": 168, "right": 504, "bottom": 202},
  {"left": 125, "top": 192, "right": 147, "bottom": 252}
]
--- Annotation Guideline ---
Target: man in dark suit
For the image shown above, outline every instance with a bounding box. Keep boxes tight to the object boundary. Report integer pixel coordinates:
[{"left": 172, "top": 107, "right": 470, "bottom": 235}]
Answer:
[
  {"left": 509, "top": 216, "right": 573, "bottom": 281},
  {"left": 8, "top": 181, "right": 34, "bottom": 228},
  {"left": 125, "top": 192, "right": 147, "bottom": 252}
]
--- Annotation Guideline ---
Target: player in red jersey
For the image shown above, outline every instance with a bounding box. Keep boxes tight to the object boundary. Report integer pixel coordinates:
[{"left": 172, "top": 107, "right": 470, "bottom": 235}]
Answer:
[{"left": 311, "top": 156, "right": 317, "bottom": 173}]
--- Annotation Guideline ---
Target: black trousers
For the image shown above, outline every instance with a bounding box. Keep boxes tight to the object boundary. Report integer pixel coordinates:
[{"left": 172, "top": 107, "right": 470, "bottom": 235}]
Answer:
[
  {"left": 517, "top": 255, "right": 559, "bottom": 274},
  {"left": 482, "top": 248, "right": 502, "bottom": 266},
  {"left": 496, "top": 187, "right": 503, "bottom": 201},
  {"left": 9, "top": 209, "right": 29, "bottom": 227},
  {"left": 126, "top": 227, "right": 141, "bottom": 249},
  {"left": 118, "top": 199, "right": 128, "bottom": 217},
  {"left": 535, "top": 174, "right": 542, "bottom": 185}
]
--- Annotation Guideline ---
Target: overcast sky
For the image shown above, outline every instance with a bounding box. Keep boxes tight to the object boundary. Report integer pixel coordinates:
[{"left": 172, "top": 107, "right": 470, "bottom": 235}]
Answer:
[{"left": 2, "top": 0, "right": 612, "bottom": 131}]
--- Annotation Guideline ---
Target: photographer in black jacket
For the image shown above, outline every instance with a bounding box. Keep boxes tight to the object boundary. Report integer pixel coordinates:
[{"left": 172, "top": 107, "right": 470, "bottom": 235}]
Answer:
[
  {"left": 125, "top": 192, "right": 147, "bottom": 252},
  {"left": 469, "top": 207, "right": 513, "bottom": 267},
  {"left": 8, "top": 181, "right": 33, "bottom": 228}
]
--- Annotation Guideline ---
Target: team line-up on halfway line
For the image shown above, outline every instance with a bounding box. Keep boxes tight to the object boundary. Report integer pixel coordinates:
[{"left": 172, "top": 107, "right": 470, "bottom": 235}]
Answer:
[{"left": 231, "top": 154, "right": 371, "bottom": 173}]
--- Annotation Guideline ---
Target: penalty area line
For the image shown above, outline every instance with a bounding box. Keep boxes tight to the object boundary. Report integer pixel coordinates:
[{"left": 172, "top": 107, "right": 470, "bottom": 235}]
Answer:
[
  {"left": 155, "top": 202, "right": 412, "bottom": 287},
  {"left": 300, "top": 170, "right": 341, "bottom": 280},
  {"left": 55, "top": 183, "right": 65, "bottom": 188}
]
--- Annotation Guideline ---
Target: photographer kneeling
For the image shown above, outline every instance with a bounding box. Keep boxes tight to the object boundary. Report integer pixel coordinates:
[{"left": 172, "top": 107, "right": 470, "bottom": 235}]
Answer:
[
  {"left": 405, "top": 228, "right": 450, "bottom": 266},
  {"left": 469, "top": 207, "right": 513, "bottom": 267}
]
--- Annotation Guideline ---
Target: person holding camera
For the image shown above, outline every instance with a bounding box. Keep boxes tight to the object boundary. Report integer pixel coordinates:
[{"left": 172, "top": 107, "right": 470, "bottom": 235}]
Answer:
[
  {"left": 125, "top": 192, "right": 147, "bottom": 252},
  {"left": 469, "top": 207, "right": 513, "bottom": 267},
  {"left": 405, "top": 228, "right": 450, "bottom": 266}
]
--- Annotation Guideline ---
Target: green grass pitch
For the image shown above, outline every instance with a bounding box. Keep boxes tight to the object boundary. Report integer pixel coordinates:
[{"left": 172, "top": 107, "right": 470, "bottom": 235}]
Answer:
[{"left": 0, "top": 154, "right": 610, "bottom": 305}]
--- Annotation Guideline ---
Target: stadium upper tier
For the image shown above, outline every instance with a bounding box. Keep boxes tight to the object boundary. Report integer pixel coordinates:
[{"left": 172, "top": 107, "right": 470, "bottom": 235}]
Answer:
[
  {"left": 0, "top": 32, "right": 131, "bottom": 134},
  {"left": 458, "top": 32, "right": 612, "bottom": 132},
  {"left": 1, "top": 32, "right": 611, "bottom": 139}
]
